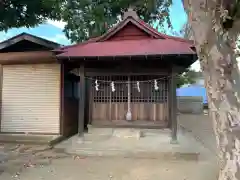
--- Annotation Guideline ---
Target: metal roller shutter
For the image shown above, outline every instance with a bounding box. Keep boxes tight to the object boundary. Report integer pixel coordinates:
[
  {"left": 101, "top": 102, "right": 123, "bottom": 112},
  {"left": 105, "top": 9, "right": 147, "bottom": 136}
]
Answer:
[{"left": 1, "top": 64, "right": 60, "bottom": 134}]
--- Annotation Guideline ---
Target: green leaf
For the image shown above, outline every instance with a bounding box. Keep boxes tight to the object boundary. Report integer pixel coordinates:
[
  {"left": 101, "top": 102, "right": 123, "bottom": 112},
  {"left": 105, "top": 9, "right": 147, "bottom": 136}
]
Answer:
[
  {"left": 61, "top": 0, "right": 173, "bottom": 42},
  {"left": 0, "top": 0, "right": 63, "bottom": 31}
]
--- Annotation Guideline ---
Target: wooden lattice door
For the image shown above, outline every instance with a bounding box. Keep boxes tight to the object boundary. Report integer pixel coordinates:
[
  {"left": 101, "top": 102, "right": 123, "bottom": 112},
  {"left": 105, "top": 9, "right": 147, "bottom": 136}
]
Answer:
[{"left": 90, "top": 75, "right": 169, "bottom": 125}]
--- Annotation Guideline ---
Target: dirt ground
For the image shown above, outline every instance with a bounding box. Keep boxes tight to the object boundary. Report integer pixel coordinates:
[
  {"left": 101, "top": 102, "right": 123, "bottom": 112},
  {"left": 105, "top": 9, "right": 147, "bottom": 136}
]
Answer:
[
  {"left": 0, "top": 148, "right": 218, "bottom": 180},
  {"left": 0, "top": 114, "right": 219, "bottom": 180}
]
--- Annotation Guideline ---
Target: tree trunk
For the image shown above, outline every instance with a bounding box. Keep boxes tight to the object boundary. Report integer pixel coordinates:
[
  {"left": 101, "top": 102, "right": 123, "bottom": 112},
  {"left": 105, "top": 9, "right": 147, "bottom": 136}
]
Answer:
[{"left": 183, "top": 0, "right": 240, "bottom": 179}]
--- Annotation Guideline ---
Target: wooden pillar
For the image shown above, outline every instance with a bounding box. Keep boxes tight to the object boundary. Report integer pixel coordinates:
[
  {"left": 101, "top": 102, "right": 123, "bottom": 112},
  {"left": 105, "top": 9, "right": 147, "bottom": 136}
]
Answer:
[
  {"left": 170, "top": 69, "right": 178, "bottom": 143},
  {"left": 59, "top": 63, "right": 65, "bottom": 136},
  {"left": 168, "top": 77, "right": 172, "bottom": 129},
  {"left": 78, "top": 63, "right": 85, "bottom": 136},
  {"left": 0, "top": 65, "right": 3, "bottom": 132},
  {"left": 84, "top": 80, "right": 90, "bottom": 131}
]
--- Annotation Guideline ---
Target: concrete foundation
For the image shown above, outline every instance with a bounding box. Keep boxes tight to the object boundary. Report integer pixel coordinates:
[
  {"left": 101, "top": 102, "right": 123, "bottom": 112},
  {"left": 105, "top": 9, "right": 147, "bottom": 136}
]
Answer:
[
  {"left": 55, "top": 127, "right": 206, "bottom": 160},
  {"left": 0, "top": 134, "right": 62, "bottom": 145}
]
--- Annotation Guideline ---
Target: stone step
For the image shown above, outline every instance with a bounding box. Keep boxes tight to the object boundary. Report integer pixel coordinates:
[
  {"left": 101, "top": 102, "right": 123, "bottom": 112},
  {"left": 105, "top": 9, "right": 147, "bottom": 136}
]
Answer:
[
  {"left": 82, "top": 134, "right": 111, "bottom": 142},
  {"left": 54, "top": 128, "right": 203, "bottom": 162},
  {"left": 66, "top": 148, "right": 199, "bottom": 161},
  {"left": 112, "top": 128, "right": 144, "bottom": 139},
  {"left": 87, "top": 126, "right": 113, "bottom": 136},
  {"left": 88, "top": 126, "right": 145, "bottom": 139}
]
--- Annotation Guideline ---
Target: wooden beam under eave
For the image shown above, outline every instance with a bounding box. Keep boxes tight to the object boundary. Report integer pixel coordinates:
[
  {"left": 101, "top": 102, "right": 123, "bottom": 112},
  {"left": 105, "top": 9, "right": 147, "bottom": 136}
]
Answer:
[
  {"left": 78, "top": 64, "right": 85, "bottom": 136},
  {"left": 0, "top": 51, "right": 57, "bottom": 65},
  {"left": 85, "top": 69, "right": 169, "bottom": 76}
]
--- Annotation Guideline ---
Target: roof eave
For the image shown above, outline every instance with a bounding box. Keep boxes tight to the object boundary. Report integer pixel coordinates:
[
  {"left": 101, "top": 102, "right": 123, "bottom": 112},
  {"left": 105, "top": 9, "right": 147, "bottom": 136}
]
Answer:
[{"left": 57, "top": 53, "right": 196, "bottom": 59}]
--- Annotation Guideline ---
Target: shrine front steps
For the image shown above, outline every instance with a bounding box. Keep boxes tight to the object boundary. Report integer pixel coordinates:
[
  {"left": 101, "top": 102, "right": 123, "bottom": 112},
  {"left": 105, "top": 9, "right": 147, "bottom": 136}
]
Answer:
[
  {"left": 87, "top": 127, "right": 144, "bottom": 139},
  {"left": 68, "top": 149, "right": 200, "bottom": 161},
  {"left": 54, "top": 127, "right": 208, "bottom": 161}
]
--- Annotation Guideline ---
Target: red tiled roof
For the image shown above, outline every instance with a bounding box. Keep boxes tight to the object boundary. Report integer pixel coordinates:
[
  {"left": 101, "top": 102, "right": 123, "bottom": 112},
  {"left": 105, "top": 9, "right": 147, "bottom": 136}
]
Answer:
[
  {"left": 53, "top": 37, "right": 98, "bottom": 52},
  {"left": 56, "top": 10, "right": 195, "bottom": 58},
  {"left": 137, "top": 19, "right": 193, "bottom": 43},
  {"left": 57, "top": 39, "right": 194, "bottom": 57}
]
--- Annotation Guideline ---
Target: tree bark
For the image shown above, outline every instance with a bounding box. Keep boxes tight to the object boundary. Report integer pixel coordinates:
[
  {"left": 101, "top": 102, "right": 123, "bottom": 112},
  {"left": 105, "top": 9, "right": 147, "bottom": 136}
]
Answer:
[{"left": 182, "top": 0, "right": 240, "bottom": 179}]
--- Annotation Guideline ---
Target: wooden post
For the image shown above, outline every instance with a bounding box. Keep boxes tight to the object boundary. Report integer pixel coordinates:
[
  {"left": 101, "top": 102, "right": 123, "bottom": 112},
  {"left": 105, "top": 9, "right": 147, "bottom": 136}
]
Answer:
[
  {"left": 170, "top": 69, "right": 178, "bottom": 143},
  {"left": 78, "top": 63, "right": 85, "bottom": 136},
  {"left": 0, "top": 65, "right": 3, "bottom": 132},
  {"left": 168, "top": 77, "right": 172, "bottom": 129},
  {"left": 59, "top": 63, "right": 65, "bottom": 136}
]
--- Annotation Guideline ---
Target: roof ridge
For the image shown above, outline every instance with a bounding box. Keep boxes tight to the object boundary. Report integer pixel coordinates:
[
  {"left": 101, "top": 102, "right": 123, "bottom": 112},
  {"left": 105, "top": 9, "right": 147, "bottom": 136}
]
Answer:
[
  {"left": 0, "top": 32, "right": 61, "bottom": 46},
  {"left": 96, "top": 15, "right": 193, "bottom": 44},
  {"left": 0, "top": 32, "right": 61, "bottom": 51},
  {"left": 136, "top": 19, "right": 193, "bottom": 43}
]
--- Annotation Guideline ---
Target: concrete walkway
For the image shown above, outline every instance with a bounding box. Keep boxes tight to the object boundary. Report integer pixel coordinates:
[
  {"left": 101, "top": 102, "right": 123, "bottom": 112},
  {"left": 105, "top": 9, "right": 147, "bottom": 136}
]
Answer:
[{"left": 178, "top": 114, "right": 217, "bottom": 154}]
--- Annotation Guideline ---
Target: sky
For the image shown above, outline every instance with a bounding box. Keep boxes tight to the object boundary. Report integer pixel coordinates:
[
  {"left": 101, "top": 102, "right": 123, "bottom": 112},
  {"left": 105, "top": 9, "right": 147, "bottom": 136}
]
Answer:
[{"left": 0, "top": 0, "right": 201, "bottom": 71}]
